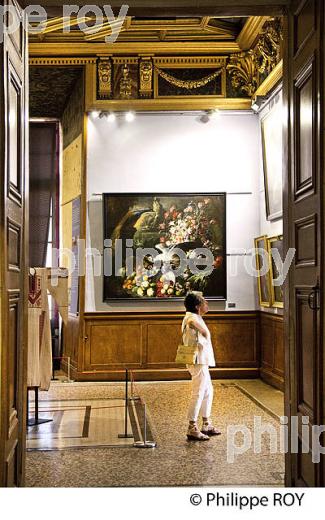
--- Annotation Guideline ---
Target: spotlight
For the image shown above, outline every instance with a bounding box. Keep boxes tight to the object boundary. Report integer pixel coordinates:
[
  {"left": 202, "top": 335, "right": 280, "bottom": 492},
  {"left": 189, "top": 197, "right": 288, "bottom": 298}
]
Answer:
[
  {"left": 199, "top": 112, "right": 210, "bottom": 124},
  {"left": 125, "top": 111, "right": 135, "bottom": 122},
  {"left": 199, "top": 109, "right": 221, "bottom": 123},
  {"left": 107, "top": 112, "right": 116, "bottom": 122},
  {"left": 210, "top": 109, "right": 221, "bottom": 120},
  {"left": 251, "top": 96, "right": 266, "bottom": 113},
  {"left": 91, "top": 110, "right": 99, "bottom": 118}
]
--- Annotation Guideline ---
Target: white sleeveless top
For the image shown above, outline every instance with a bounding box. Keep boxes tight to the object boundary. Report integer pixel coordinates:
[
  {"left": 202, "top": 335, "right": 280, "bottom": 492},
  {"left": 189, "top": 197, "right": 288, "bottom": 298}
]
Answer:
[{"left": 182, "top": 311, "right": 216, "bottom": 367}]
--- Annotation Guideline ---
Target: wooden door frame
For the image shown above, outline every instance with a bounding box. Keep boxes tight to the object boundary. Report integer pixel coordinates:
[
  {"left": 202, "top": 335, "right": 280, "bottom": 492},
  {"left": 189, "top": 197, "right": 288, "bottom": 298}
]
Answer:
[{"left": 0, "top": 0, "right": 29, "bottom": 486}]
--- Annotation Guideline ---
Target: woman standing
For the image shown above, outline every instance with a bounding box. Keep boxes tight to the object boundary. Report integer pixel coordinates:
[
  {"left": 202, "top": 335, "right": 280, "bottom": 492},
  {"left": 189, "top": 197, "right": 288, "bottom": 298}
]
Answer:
[{"left": 182, "top": 291, "right": 221, "bottom": 441}]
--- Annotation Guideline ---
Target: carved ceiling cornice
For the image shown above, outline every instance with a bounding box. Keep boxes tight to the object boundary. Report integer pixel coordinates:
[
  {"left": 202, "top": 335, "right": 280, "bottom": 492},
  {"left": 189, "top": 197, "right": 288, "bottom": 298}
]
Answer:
[
  {"left": 227, "top": 17, "right": 283, "bottom": 98},
  {"left": 29, "top": 15, "right": 284, "bottom": 115}
]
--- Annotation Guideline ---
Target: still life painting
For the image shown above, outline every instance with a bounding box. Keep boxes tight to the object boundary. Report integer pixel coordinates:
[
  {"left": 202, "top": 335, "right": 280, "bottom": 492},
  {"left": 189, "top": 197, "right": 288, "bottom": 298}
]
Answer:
[{"left": 103, "top": 193, "right": 226, "bottom": 300}]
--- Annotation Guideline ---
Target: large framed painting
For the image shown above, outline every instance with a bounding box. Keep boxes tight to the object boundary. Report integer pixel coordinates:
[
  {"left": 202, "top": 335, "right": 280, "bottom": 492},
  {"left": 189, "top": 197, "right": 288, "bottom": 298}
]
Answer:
[
  {"left": 103, "top": 193, "right": 226, "bottom": 300},
  {"left": 267, "top": 234, "right": 284, "bottom": 308},
  {"left": 254, "top": 235, "right": 272, "bottom": 307},
  {"left": 261, "top": 96, "right": 283, "bottom": 221}
]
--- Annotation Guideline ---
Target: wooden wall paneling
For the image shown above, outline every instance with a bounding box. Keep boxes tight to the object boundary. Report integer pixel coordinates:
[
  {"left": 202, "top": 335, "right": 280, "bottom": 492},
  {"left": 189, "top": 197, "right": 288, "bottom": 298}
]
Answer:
[
  {"left": 146, "top": 321, "right": 182, "bottom": 367},
  {"left": 273, "top": 317, "right": 285, "bottom": 378},
  {"left": 75, "top": 312, "right": 259, "bottom": 380},
  {"left": 209, "top": 318, "right": 259, "bottom": 367},
  {"left": 83, "top": 319, "right": 143, "bottom": 371},
  {"left": 260, "top": 312, "right": 284, "bottom": 391}
]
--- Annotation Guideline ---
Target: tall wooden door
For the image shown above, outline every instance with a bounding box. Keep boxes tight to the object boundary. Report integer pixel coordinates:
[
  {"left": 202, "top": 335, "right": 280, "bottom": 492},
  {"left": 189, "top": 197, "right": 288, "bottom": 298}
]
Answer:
[
  {"left": 284, "top": 0, "right": 324, "bottom": 486},
  {"left": 0, "top": 0, "right": 28, "bottom": 486}
]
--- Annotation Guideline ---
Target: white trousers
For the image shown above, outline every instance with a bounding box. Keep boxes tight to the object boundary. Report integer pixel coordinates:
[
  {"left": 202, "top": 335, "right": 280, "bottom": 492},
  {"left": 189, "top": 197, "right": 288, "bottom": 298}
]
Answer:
[{"left": 187, "top": 364, "right": 213, "bottom": 422}]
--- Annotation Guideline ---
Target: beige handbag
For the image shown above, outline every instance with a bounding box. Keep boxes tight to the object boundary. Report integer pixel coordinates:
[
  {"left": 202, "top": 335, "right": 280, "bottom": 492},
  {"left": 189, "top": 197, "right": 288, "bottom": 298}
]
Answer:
[{"left": 175, "top": 321, "right": 198, "bottom": 365}]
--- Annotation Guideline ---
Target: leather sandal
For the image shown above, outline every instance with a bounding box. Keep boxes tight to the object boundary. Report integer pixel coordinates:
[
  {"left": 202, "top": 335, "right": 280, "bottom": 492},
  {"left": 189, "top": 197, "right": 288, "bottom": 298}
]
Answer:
[
  {"left": 201, "top": 423, "right": 222, "bottom": 436},
  {"left": 187, "top": 424, "right": 210, "bottom": 441}
]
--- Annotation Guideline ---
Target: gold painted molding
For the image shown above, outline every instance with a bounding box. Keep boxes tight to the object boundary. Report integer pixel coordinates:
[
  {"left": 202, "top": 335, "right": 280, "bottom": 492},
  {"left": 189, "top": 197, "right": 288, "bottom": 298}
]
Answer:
[
  {"left": 237, "top": 16, "right": 270, "bottom": 50},
  {"left": 153, "top": 56, "right": 227, "bottom": 67},
  {"left": 85, "top": 96, "right": 251, "bottom": 112},
  {"left": 112, "top": 56, "right": 139, "bottom": 64},
  {"left": 29, "top": 57, "right": 96, "bottom": 65},
  {"left": 29, "top": 41, "right": 241, "bottom": 56},
  {"left": 254, "top": 59, "right": 283, "bottom": 97}
]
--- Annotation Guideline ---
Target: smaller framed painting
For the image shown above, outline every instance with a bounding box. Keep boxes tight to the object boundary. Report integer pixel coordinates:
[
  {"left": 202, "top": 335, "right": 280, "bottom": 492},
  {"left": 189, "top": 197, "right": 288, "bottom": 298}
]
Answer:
[
  {"left": 254, "top": 235, "right": 272, "bottom": 307},
  {"left": 267, "top": 235, "right": 284, "bottom": 308}
]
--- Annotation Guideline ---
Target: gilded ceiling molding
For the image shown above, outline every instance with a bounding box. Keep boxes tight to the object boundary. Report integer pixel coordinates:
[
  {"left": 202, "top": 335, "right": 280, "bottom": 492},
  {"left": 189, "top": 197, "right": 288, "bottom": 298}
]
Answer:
[
  {"left": 85, "top": 97, "right": 251, "bottom": 113},
  {"left": 112, "top": 57, "right": 139, "bottom": 64},
  {"left": 98, "top": 57, "right": 112, "bottom": 99},
  {"left": 29, "top": 41, "right": 241, "bottom": 57},
  {"left": 139, "top": 58, "right": 153, "bottom": 98},
  {"left": 254, "top": 59, "right": 283, "bottom": 98},
  {"left": 29, "top": 57, "right": 97, "bottom": 65},
  {"left": 227, "top": 51, "right": 258, "bottom": 97},
  {"left": 153, "top": 56, "right": 227, "bottom": 67},
  {"left": 236, "top": 16, "right": 270, "bottom": 50}
]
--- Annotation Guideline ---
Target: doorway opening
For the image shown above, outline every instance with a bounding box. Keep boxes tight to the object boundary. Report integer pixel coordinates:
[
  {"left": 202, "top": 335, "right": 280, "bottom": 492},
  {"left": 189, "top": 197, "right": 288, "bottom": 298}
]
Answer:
[{"left": 24, "top": 12, "right": 289, "bottom": 488}]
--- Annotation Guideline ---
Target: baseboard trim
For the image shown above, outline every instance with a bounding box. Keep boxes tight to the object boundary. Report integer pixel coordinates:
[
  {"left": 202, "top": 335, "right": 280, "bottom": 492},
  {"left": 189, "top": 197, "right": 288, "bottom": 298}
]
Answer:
[
  {"left": 70, "top": 367, "right": 260, "bottom": 382},
  {"left": 260, "top": 367, "right": 284, "bottom": 391}
]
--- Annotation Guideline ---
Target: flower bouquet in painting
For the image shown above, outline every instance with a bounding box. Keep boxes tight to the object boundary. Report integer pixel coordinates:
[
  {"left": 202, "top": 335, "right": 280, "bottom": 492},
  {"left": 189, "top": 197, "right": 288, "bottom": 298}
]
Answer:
[{"left": 103, "top": 193, "right": 226, "bottom": 300}]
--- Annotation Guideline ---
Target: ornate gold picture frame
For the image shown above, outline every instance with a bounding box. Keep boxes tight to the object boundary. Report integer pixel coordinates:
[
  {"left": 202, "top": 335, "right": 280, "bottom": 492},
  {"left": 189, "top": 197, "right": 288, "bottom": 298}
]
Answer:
[
  {"left": 254, "top": 235, "right": 272, "bottom": 307},
  {"left": 267, "top": 234, "right": 284, "bottom": 308}
]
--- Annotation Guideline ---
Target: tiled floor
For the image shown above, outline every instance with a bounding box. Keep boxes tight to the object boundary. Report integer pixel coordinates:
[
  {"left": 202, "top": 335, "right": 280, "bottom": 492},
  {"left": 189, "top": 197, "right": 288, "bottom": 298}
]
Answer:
[{"left": 25, "top": 378, "right": 285, "bottom": 487}]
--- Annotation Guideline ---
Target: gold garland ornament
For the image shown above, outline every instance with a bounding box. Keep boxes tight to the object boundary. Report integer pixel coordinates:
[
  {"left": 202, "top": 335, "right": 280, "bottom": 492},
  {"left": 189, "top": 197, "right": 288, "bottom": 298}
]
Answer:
[{"left": 155, "top": 67, "right": 222, "bottom": 89}]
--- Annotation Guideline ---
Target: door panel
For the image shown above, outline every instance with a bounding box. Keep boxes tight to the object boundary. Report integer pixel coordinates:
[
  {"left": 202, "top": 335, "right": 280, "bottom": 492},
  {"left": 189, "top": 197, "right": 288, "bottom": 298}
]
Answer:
[
  {"left": 0, "top": 0, "right": 28, "bottom": 487},
  {"left": 285, "top": 0, "right": 324, "bottom": 487}
]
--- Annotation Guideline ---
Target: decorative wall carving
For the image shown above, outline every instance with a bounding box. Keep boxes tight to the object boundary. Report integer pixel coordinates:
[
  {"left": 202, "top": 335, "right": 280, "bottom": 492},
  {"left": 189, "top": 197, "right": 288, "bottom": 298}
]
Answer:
[
  {"left": 119, "top": 64, "right": 133, "bottom": 99},
  {"left": 227, "top": 51, "right": 258, "bottom": 97},
  {"left": 98, "top": 57, "right": 112, "bottom": 99},
  {"left": 139, "top": 58, "right": 153, "bottom": 98},
  {"left": 156, "top": 67, "right": 222, "bottom": 89},
  {"left": 227, "top": 18, "right": 283, "bottom": 97},
  {"left": 255, "top": 19, "right": 282, "bottom": 76}
]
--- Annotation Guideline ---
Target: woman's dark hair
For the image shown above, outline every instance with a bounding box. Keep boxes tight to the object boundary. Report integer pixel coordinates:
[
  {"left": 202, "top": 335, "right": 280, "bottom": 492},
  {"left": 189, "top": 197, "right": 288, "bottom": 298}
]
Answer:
[{"left": 184, "top": 291, "right": 203, "bottom": 313}]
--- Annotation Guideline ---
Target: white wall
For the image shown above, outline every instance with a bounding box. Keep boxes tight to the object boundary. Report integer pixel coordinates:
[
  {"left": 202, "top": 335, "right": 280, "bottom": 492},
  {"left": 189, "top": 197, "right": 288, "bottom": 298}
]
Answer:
[{"left": 86, "top": 111, "right": 261, "bottom": 312}]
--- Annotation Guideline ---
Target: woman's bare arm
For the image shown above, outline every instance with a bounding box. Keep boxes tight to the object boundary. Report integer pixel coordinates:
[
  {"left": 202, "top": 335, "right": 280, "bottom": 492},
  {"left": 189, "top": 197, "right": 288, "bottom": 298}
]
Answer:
[{"left": 187, "top": 319, "right": 208, "bottom": 338}]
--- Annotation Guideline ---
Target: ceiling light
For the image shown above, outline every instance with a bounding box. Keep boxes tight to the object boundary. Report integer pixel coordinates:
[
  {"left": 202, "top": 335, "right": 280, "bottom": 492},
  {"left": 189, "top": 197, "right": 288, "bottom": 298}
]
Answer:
[{"left": 125, "top": 111, "right": 135, "bottom": 122}]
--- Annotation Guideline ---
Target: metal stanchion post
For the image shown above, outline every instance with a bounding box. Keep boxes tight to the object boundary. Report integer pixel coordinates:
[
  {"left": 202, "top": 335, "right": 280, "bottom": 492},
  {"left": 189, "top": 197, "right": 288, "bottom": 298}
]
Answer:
[
  {"left": 134, "top": 403, "right": 156, "bottom": 448},
  {"left": 118, "top": 368, "right": 133, "bottom": 439}
]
